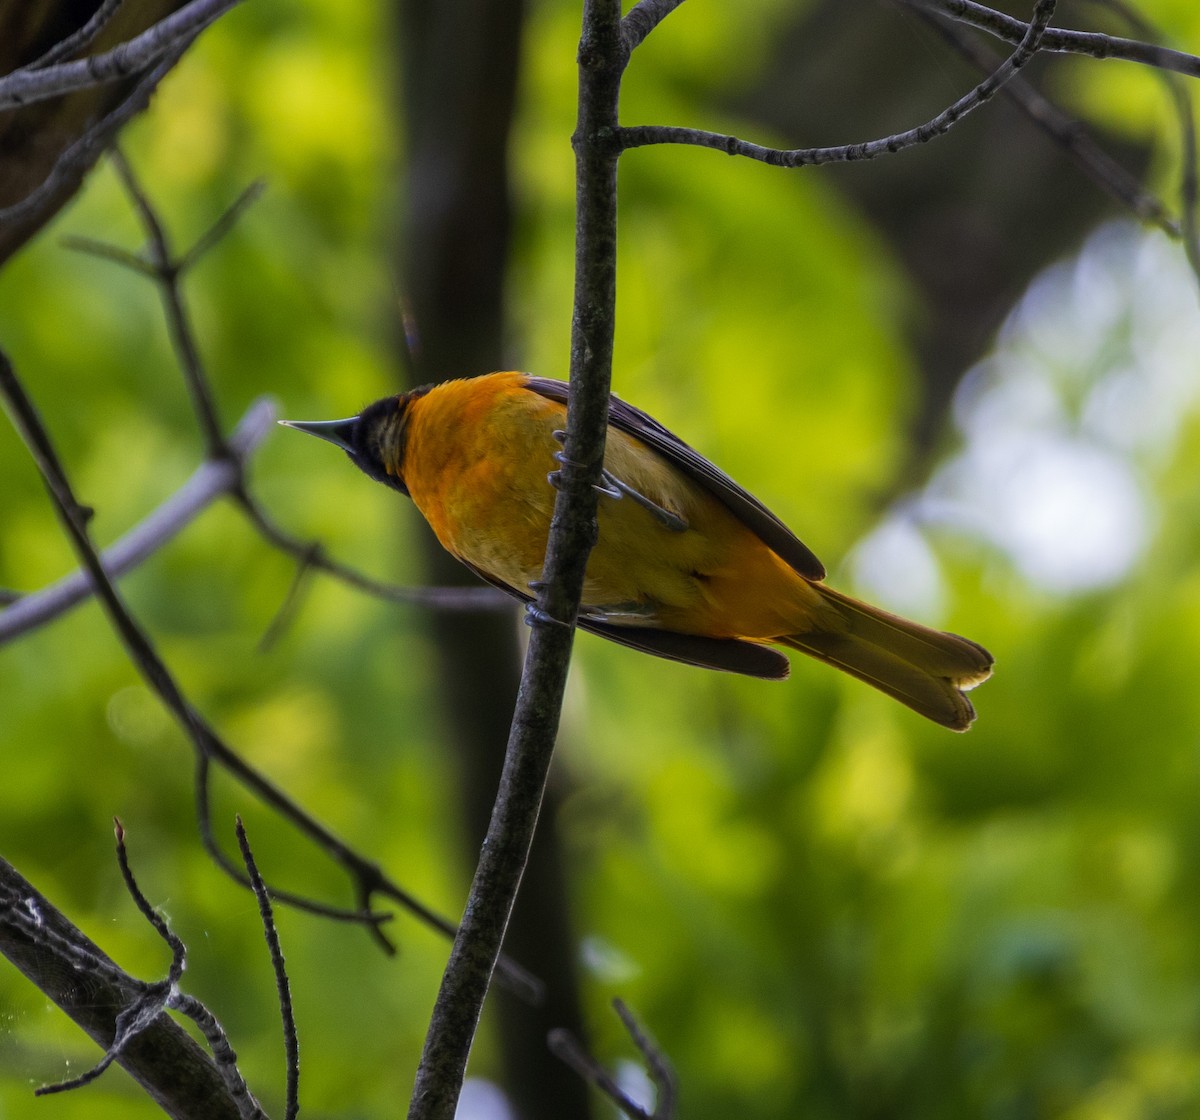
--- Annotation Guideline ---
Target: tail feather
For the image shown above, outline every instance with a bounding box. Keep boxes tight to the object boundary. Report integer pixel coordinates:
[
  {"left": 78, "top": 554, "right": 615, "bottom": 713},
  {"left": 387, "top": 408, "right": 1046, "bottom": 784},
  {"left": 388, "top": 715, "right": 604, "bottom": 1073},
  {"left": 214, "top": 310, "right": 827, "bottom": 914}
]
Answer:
[{"left": 781, "top": 585, "right": 994, "bottom": 731}]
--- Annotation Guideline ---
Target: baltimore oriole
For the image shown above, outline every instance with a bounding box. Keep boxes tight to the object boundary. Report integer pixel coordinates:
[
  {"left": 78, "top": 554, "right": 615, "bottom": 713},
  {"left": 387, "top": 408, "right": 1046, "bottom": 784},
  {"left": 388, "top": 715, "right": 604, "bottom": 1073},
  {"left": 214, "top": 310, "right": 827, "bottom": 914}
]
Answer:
[{"left": 283, "top": 372, "right": 992, "bottom": 729}]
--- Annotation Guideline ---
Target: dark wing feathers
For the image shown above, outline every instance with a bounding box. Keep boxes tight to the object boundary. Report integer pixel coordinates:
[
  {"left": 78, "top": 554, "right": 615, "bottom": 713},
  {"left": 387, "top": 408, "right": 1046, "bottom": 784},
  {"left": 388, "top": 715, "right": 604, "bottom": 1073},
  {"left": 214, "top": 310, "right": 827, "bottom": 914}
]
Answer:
[
  {"left": 525, "top": 376, "right": 825, "bottom": 580},
  {"left": 579, "top": 618, "right": 791, "bottom": 680},
  {"left": 457, "top": 558, "right": 790, "bottom": 680}
]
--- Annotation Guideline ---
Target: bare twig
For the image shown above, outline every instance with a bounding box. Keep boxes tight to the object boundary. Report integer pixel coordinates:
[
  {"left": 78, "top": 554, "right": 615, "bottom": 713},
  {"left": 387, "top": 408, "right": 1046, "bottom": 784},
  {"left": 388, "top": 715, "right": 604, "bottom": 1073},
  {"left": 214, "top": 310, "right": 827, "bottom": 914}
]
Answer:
[
  {"left": 113, "top": 821, "right": 266, "bottom": 1117},
  {"left": 235, "top": 490, "right": 506, "bottom": 611},
  {"left": 257, "top": 541, "right": 321, "bottom": 652},
  {"left": 620, "top": 0, "right": 1059, "bottom": 166},
  {"left": 0, "top": 851, "right": 262, "bottom": 1120},
  {"left": 237, "top": 818, "right": 300, "bottom": 1120},
  {"left": 65, "top": 157, "right": 509, "bottom": 616},
  {"left": 19, "top": 0, "right": 129, "bottom": 70},
  {"left": 0, "top": 0, "right": 246, "bottom": 110},
  {"left": 113, "top": 820, "right": 184, "bottom": 970},
  {"left": 182, "top": 178, "right": 268, "bottom": 271},
  {"left": 1081, "top": 0, "right": 1200, "bottom": 288},
  {"left": 904, "top": 1, "right": 1182, "bottom": 236},
  {"left": 912, "top": 0, "right": 1200, "bottom": 77},
  {"left": 35, "top": 821, "right": 269, "bottom": 1116},
  {"left": 0, "top": 397, "right": 274, "bottom": 645},
  {"left": 0, "top": 394, "right": 497, "bottom": 646},
  {"left": 622, "top": 0, "right": 685, "bottom": 52},
  {"left": 550, "top": 999, "right": 678, "bottom": 1120},
  {"left": 111, "top": 147, "right": 231, "bottom": 453},
  {"left": 0, "top": 54, "right": 181, "bottom": 229}
]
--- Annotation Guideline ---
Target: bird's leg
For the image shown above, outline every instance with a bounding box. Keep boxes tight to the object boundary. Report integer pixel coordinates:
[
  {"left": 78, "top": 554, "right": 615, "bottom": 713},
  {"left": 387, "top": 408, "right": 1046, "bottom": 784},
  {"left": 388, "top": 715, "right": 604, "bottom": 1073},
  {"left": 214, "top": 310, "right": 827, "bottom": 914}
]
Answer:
[
  {"left": 598, "top": 470, "right": 689, "bottom": 533},
  {"left": 547, "top": 429, "right": 687, "bottom": 531}
]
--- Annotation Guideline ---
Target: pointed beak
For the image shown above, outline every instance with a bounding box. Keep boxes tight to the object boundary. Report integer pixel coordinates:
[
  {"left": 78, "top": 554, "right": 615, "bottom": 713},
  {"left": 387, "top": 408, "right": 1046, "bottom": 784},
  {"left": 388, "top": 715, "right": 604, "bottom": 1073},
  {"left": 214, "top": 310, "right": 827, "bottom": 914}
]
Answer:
[{"left": 278, "top": 417, "right": 359, "bottom": 454}]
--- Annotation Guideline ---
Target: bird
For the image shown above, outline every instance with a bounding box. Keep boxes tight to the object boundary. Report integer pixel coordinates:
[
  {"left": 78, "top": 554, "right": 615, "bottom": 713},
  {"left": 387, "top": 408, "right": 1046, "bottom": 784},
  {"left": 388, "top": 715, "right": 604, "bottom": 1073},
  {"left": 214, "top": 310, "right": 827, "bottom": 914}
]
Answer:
[{"left": 281, "top": 371, "right": 993, "bottom": 730}]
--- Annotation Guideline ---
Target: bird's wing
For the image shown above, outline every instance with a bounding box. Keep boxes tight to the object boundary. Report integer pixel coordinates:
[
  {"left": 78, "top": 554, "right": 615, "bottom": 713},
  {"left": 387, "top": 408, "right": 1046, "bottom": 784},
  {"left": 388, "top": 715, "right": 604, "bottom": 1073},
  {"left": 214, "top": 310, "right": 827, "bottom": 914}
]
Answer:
[
  {"left": 457, "top": 557, "right": 791, "bottom": 680},
  {"left": 525, "top": 376, "right": 826, "bottom": 580},
  {"left": 579, "top": 617, "right": 791, "bottom": 680}
]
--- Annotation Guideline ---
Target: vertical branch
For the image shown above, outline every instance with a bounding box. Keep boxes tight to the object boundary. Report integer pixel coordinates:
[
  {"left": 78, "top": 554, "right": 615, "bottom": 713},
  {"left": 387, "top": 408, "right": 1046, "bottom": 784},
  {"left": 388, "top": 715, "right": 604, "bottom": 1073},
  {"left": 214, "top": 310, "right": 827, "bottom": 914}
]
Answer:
[
  {"left": 392, "top": 0, "right": 594, "bottom": 1113},
  {"left": 404, "top": 2, "right": 626, "bottom": 1117}
]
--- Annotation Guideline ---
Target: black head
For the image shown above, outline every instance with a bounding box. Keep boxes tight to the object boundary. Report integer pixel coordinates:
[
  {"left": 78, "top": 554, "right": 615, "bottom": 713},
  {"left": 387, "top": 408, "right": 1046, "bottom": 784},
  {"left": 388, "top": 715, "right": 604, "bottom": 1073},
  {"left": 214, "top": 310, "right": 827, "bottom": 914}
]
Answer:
[{"left": 280, "top": 393, "right": 418, "bottom": 495}]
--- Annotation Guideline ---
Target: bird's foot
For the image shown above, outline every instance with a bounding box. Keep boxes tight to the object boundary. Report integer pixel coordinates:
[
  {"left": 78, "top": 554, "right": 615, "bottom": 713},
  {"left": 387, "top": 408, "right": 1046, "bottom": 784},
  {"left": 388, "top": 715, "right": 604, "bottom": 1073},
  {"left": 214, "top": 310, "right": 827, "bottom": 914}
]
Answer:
[{"left": 524, "top": 601, "right": 571, "bottom": 630}]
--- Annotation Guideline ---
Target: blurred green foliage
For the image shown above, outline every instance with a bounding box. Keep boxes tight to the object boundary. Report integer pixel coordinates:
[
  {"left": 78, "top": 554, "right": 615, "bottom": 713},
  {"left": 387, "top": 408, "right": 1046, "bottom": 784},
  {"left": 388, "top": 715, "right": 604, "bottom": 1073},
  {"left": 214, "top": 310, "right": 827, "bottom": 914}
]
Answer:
[{"left": 3, "top": 1, "right": 1200, "bottom": 1117}]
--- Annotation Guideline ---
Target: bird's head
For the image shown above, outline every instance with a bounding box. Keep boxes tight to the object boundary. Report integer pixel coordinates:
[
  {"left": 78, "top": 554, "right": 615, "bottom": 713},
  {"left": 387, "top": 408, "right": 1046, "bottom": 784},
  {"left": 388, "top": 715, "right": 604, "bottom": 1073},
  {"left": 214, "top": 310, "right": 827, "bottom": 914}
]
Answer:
[{"left": 280, "top": 392, "right": 421, "bottom": 495}]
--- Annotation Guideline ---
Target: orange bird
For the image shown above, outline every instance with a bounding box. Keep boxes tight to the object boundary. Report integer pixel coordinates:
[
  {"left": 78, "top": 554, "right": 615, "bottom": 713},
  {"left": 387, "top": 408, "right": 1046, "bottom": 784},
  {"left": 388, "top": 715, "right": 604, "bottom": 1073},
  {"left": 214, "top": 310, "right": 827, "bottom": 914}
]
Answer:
[{"left": 283, "top": 372, "right": 992, "bottom": 729}]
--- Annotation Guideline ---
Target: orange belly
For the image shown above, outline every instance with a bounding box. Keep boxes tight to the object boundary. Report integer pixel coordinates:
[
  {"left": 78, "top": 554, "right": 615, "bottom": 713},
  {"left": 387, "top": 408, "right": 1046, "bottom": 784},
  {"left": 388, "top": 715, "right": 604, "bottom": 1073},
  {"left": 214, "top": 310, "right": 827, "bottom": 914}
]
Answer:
[{"left": 401, "top": 374, "right": 827, "bottom": 641}]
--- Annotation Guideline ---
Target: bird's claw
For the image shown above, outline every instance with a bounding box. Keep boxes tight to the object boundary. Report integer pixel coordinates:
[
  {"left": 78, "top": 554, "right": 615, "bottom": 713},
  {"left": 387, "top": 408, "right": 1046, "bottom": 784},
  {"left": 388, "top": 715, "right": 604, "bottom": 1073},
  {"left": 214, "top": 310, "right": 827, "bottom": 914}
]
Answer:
[
  {"left": 524, "top": 602, "right": 570, "bottom": 630},
  {"left": 594, "top": 470, "right": 622, "bottom": 499}
]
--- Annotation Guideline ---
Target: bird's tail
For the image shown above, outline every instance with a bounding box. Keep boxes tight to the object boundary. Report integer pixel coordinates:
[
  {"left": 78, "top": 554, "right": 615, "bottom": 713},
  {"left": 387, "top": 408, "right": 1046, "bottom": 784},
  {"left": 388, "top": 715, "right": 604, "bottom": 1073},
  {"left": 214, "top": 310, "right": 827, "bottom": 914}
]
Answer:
[{"left": 779, "top": 585, "right": 994, "bottom": 731}]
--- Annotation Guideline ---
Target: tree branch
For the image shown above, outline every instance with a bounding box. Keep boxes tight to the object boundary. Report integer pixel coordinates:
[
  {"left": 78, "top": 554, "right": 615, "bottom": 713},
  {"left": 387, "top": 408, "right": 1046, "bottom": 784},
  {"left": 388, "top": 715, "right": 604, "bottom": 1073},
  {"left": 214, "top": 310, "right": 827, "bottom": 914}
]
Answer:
[
  {"left": 0, "top": 52, "right": 183, "bottom": 229},
  {"left": 905, "top": 0, "right": 1182, "bottom": 236},
  {"left": 622, "top": 0, "right": 686, "bottom": 52},
  {"left": 405, "top": 1, "right": 627, "bottom": 1116},
  {"left": 0, "top": 853, "right": 259, "bottom": 1120},
  {"left": 1081, "top": 0, "right": 1200, "bottom": 288},
  {"left": 910, "top": 0, "right": 1200, "bottom": 77},
  {"left": 620, "top": 0, "right": 1059, "bottom": 165},
  {"left": 21, "top": 0, "right": 129, "bottom": 71},
  {"left": 236, "top": 819, "right": 300, "bottom": 1120},
  {"left": 0, "top": 0, "right": 246, "bottom": 110},
  {"left": 0, "top": 397, "right": 273, "bottom": 645},
  {"left": 63, "top": 157, "right": 510, "bottom": 622},
  {"left": 106, "top": 147, "right": 233, "bottom": 455},
  {"left": 550, "top": 999, "right": 678, "bottom": 1120}
]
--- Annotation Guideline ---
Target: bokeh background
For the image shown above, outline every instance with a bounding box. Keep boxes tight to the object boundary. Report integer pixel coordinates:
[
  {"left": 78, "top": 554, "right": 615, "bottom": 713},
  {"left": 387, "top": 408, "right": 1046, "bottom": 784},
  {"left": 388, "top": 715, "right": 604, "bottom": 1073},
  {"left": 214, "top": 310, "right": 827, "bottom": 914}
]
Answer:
[{"left": 3, "top": 1, "right": 1200, "bottom": 1117}]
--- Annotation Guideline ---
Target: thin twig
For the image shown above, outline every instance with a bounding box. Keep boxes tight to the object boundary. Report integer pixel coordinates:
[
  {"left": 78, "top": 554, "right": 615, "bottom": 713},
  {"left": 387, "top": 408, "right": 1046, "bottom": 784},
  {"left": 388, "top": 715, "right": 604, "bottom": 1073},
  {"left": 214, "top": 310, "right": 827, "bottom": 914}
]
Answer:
[
  {"left": 619, "top": 0, "right": 1060, "bottom": 166},
  {"left": 257, "top": 542, "right": 320, "bottom": 652},
  {"left": 621, "top": 0, "right": 685, "bottom": 52},
  {"left": 182, "top": 179, "right": 268, "bottom": 271},
  {"left": 234, "top": 490, "right": 507, "bottom": 611},
  {"left": 912, "top": 0, "right": 1200, "bottom": 77},
  {"left": 0, "top": 54, "right": 181, "bottom": 229},
  {"left": 66, "top": 158, "right": 509, "bottom": 615},
  {"left": 109, "top": 147, "right": 229, "bottom": 454},
  {"left": 15, "top": 828, "right": 268, "bottom": 1119},
  {"left": 550, "top": 1032, "right": 652, "bottom": 1120},
  {"left": 236, "top": 819, "right": 300, "bottom": 1120},
  {"left": 549, "top": 999, "right": 677, "bottom": 1120},
  {"left": 1081, "top": 0, "right": 1200, "bottom": 289},
  {"left": 19, "top": 0, "right": 129, "bottom": 70},
  {"left": 115, "top": 822, "right": 265, "bottom": 1118},
  {"left": 61, "top": 234, "right": 159, "bottom": 274},
  {"left": 0, "top": 0, "right": 246, "bottom": 110},
  {"left": 113, "top": 820, "right": 186, "bottom": 978},
  {"left": 904, "top": 0, "right": 1182, "bottom": 236},
  {"left": 0, "top": 398, "right": 274, "bottom": 645},
  {"left": 614, "top": 999, "right": 676, "bottom": 1118}
]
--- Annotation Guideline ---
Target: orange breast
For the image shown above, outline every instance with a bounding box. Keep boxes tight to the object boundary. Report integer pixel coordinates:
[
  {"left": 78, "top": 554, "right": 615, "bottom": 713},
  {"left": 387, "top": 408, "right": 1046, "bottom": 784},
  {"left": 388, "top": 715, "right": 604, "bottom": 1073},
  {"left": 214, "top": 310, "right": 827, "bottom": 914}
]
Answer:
[{"left": 401, "top": 373, "right": 827, "bottom": 641}]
